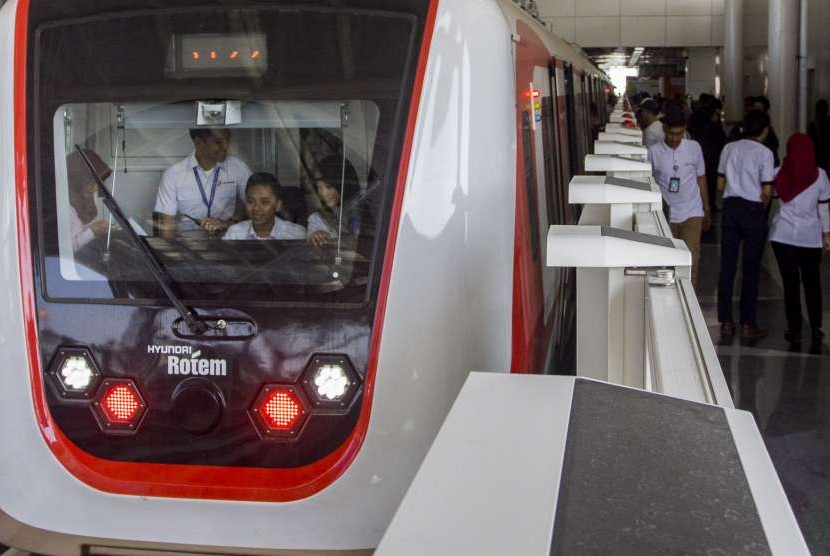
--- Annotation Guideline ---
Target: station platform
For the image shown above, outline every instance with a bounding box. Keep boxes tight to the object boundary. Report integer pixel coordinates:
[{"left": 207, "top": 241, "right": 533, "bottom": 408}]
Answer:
[{"left": 697, "top": 209, "right": 830, "bottom": 555}]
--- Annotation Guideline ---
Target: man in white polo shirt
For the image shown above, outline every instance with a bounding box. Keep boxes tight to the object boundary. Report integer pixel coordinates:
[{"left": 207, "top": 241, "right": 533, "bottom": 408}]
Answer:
[
  {"left": 648, "top": 108, "right": 710, "bottom": 286},
  {"left": 155, "top": 128, "right": 252, "bottom": 239},
  {"left": 716, "top": 110, "right": 775, "bottom": 340}
]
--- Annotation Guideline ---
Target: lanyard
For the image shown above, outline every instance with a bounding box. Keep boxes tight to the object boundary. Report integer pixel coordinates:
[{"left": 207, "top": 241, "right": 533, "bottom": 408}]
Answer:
[{"left": 192, "top": 166, "right": 221, "bottom": 218}]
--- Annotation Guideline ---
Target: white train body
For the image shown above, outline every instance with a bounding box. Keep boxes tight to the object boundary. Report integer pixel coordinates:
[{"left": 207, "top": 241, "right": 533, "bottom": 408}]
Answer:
[{"left": 0, "top": 0, "right": 607, "bottom": 552}]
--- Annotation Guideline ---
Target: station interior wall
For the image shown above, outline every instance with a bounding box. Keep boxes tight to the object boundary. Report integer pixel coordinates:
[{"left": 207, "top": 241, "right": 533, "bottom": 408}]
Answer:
[{"left": 540, "top": 0, "right": 830, "bottom": 120}]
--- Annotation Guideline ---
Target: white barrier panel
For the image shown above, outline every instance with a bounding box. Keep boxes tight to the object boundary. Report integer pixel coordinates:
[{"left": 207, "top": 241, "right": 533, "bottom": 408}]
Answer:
[
  {"left": 593, "top": 140, "right": 647, "bottom": 160},
  {"left": 547, "top": 225, "right": 690, "bottom": 386},
  {"left": 584, "top": 154, "right": 652, "bottom": 179},
  {"left": 604, "top": 124, "right": 641, "bottom": 136},
  {"left": 597, "top": 132, "right": 642, "bottom": 144},
  {"left": 569, "top": 175, "right": 660, "bottom": 229}
]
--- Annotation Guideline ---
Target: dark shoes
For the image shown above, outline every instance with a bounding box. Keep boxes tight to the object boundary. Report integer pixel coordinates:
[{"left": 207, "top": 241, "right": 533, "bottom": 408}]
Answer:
[
  {"left": 721, "top": 322, "right": 769, "bottom": 340},
  {"left": 740, "top": 324, "right": 768, "bottom": 340},
  {"left": 784, "top": 330, "right": 802, "bottom": 344},
  {"left": 784, "top": 329, "right": 823, "bottom": 344}
]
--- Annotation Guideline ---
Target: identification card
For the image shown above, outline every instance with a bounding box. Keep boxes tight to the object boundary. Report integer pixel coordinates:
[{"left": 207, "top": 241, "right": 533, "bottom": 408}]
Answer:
[{"left": 668, "top": 177, "right": 680, "bottom": 193}]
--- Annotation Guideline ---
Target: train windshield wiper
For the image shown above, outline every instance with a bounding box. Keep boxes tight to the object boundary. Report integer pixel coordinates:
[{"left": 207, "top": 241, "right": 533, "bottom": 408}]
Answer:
[{"left": 74, "top": 145, "right": 209, "bottom": 334}]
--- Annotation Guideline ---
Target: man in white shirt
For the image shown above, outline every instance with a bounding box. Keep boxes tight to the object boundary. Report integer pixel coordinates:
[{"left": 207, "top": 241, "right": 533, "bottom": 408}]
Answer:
[
  {"left": 155, "top": 128, "right": 252, "bottom": 238},
  {"left": 639, "top": 98, "right": 664, "bottom": 148},
  {"left": 716, "top": 110, "right": 775, "bottom": 339},
  {"left": 648, "top": 109, "right": 710, "bottom": 286},
  {"left": 223, "top": 172, "right": 307, "bottom": 240}
]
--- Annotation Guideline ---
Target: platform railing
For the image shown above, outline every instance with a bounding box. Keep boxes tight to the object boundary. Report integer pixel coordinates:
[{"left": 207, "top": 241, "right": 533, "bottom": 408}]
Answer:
[
  {"left": 634, "top": 210, "right": 733, "bottom": 407},
  {"left": 547, "top": 122, "right": 732, "bottom": 408}
]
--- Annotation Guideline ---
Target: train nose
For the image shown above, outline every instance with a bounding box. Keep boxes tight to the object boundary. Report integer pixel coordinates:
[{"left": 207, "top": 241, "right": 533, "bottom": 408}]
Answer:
[{"left": 170, "top": 378, "right": 224, "bottom": 435}]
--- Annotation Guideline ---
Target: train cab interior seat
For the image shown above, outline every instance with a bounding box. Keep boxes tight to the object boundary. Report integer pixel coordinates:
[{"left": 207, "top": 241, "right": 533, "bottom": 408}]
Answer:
[{"left": 276, "top": 185, "right": 311, "bottom": 227}]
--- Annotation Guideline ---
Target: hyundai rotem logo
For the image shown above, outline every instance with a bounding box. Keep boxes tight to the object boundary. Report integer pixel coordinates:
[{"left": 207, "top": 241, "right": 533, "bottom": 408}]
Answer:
[{"left": 147, "top": 345, "right": 228, "bottom": 376}]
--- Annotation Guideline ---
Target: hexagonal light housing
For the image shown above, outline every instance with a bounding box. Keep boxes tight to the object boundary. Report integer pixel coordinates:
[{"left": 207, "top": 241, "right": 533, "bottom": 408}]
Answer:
[
  {"left": 249, "top": 385, "right": 309, "bottom": 441},
  {"left": 300, "top": 354, "right": 361, "bottom": 412},
  {"left": 47, "top": 347, "right": 102, "bottom": 400},
  {"left": 91, "top": 378, "right": 147, "bottom": 435}
]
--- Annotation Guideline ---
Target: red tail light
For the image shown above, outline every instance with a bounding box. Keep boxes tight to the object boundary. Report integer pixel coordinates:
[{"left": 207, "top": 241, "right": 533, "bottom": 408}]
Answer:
[
  {"left": 92, "top": 379, "right": 147, "bottom": 435},
  {"left": 250, "top": 386, "right": 309, "bottom": 441},
  {"left": 260, "top": 390, "right": 302, "bottom": 430}
]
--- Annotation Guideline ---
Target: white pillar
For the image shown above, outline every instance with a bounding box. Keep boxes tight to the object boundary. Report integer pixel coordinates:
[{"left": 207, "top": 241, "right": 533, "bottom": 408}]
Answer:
[
  {"left": 724, "top": 0, "right": 745, "bottom": 122},
  {"left": 798, "top": 0, "right": 809, "bottom": 132},
  {"left": 685, "top": 48, "right": 718, "bottom": 100},
  {"left": 769, "top": 0, "right": 799, "bottom": 147}
]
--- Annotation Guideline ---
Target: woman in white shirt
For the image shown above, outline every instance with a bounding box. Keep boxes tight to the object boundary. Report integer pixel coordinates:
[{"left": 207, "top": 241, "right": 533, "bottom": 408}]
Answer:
[
  {"left": 769, "top": 133, "right": 830, "bottom": 344},
  {"left": 307, "top": 156, "right": 362, "bottom": 247}
]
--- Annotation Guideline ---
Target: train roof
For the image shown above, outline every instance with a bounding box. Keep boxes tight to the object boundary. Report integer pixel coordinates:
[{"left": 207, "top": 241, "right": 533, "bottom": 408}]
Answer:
[{"left": 495, "top": 0, "right": 609, "bottom": 82}]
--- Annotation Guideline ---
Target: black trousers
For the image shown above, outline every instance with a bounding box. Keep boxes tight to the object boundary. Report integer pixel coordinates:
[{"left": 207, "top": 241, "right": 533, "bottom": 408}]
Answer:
[
  {"left": 771, "top": 241, "right": 823, "bottom": 333},
  {"left": 718, "top": 197, "right": 767, "bottom": 325}
]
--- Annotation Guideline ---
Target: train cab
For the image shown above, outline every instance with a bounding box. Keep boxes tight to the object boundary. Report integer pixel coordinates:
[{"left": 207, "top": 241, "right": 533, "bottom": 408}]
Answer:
[{"left": 14, "top": 0, "right": 431, "bottom": 502}]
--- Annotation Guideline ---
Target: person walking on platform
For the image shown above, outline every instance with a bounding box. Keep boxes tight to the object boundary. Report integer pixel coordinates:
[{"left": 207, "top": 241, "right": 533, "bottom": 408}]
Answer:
[
  {"left": 769, "top": 133, "right": 830, "bottom": 344},
  {"left": 807, "top": 99, "right": 830, "bottom": 172},
  {"left": 752, "top": 96, "right": 780, "bottom": 166},
  {"left": 689, "top": 98, "right": 726, "bottom": 213},
  {"left": 717, "top": 110, "right": 775, "bottom": 340},
  {"left": 639, "top": 98, "right": 664, "bottom": 148},
  {"left": 648, "top": 109, "right": 710, "bottom": 286}
]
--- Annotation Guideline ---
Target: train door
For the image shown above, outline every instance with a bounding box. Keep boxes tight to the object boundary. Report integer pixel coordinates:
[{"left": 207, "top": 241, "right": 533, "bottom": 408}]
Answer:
[
  {"left": 573, "top": 71, "right": 590, "bottom": 168},
  {"left": 552, "top": 60, "right": 572, "bottom": 185},
  {"left": 531, "top": 67, "right": 559, "bottom": 328},
  {"left": 563, "top": 63, "right": 580, "bottom": 175}
]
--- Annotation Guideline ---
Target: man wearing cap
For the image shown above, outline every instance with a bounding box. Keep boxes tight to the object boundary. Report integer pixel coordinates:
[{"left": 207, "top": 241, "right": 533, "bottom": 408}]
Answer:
[
  {"left": 639, "top": 98, "right": 664, "bottom": 148},
  {"left": 155, "top": 128, "right": 252, "bottom": 239},
  {"left": 647, "top": 108, "right": 711, "bottom": 286}
]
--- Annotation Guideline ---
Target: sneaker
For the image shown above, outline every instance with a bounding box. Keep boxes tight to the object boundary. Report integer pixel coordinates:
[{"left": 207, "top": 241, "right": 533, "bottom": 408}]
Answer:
[
  {"left": 784, "top": 330, "right": 802, "bottom": 344},
  {"left": 721, "top": 322, "right": 736, "bottom": 337},
  {"left": 741, "top": 324, "right": 768, "bottom": 340}
]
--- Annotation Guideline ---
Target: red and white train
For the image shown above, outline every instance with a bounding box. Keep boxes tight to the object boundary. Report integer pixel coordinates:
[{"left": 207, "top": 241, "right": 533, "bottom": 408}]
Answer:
[{"left": 0, "top": 0, "right": 608, "bottom": 552}]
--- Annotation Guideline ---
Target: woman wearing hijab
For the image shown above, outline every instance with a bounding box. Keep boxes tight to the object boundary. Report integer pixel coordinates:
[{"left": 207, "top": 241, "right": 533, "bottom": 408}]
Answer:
[
  {"left": 769, "top": 133, "right": 830, "bottom": 344},
  {"left": 66, "top": 149, "right": 112, "bottom": 251}
]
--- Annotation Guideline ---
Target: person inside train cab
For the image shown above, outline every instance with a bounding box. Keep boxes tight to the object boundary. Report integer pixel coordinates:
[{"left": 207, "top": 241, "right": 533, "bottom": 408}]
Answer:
[
  {"left": 155, "top": 128, "right": 252, "bottom": 239},
  {"left": 647, "top": 108, "right": 710, "bottom": 287},
  {"left": 307, "top": 155, "right": 362, "bottom": 247},
  {"left": 639, "top": 98, "right": 664, "bottom": 148},
  {"left": 223, "top": 173, "right": 307, "bottom": 240},
  {"left": 66, "top": 149, "right": 112, "bottom": 251}
]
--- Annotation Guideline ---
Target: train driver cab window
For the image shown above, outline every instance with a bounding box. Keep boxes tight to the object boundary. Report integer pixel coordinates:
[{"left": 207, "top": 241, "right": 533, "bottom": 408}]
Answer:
[
  {"left": 51, "top": 100, "right": 379, "bottom": 303},
  {"left": 33, "top": 7, "right": 418, "bottom": 306}
]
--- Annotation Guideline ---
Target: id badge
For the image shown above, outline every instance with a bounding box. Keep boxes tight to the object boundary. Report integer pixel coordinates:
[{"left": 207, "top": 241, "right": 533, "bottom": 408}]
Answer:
[{"left": 668, "top": 177, "right": 680, "bottom": 193}]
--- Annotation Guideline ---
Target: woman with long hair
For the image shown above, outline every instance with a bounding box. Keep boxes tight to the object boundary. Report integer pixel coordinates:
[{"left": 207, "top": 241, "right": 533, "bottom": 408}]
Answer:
[
  {"left": 66, "top": 149, "right": 112, "bottom": 250},
  {"left": 769, "top": 133, "right": 830, "bottom": 344},
  {"left": 307, "top": 155, "right": 363, "bottom": 247}
]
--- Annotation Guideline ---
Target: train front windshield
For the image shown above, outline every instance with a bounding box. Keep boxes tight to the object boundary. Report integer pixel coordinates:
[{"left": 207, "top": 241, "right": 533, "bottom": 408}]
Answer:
[
  {"left": 23, "top": 1, "right": 425, "bottom": 481},
  {"left": 34, "top": 7, "right": 415, "bottom": 307}
]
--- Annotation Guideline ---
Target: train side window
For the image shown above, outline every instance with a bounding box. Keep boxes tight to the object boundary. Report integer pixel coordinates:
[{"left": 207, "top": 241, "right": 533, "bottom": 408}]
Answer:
[{"left": 521, "top": 111, "right": 541, "bottom": 260}]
